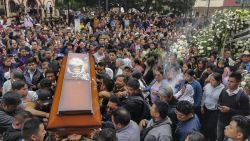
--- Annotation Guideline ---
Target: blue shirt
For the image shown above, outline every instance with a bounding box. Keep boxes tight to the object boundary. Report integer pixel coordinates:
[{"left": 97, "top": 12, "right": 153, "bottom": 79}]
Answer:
[
  {"left": 245, "top": 61, "right": 250, "bottom": 73},
  {"left": 189, "top": 80, "right": 203, "bottom": 108},
  {"left": 175, "top": 114, "right": 201, "bottom": 141}
]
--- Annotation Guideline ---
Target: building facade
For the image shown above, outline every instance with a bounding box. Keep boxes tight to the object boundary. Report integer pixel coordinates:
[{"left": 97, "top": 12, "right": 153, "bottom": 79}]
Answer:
[
  {"left": 0, "top": 0, "right": 55, "bottom": 17},
  {"left": 194, "top": 0, "right": 240, "bottom": 16}
]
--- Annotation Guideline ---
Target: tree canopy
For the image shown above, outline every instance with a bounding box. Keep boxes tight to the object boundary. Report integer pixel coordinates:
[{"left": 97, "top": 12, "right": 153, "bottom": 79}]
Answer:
[{"left": 56, "top": 0, "right": 196, "bottom": 15}]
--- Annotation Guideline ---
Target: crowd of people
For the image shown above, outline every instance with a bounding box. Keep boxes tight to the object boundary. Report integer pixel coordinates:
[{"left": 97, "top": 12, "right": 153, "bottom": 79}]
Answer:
[{"left": 0, "top": 10, "right": 250, "bottom": 141}]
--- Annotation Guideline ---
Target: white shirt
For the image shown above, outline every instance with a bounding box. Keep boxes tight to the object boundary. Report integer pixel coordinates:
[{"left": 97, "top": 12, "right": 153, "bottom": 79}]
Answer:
[
  {"left": 105, "top": 68, "right": 113, "bottom": 79},
  {"left": 226, "top": 87, "right": 240, "bottom": 96},
  {"left": 202, "top": 83, "right": 225, "bottom": 110},
  {"left": 115, "top": 68, "right": 123, "bottom": 77},
  {"left": 28, "top": 70, "right": 35, "bottom": 80},
  {"left": 20, "top": 91, "right": 38, "bottom": 108},
  {"left": 123, "top": 58, "right": 132, "bottom": 68},
  {"left": 227, "top": 138, "right": 248, "bottom": 141},
  {"left": 93, "top": 52, "right": 105, "bottom": 63},
  {"left": 174, "top": 84, "right": 194, "bottom": 104}
]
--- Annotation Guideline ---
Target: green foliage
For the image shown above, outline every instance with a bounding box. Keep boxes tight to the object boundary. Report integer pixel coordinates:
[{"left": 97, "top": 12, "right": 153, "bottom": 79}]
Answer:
[
  {"left": 56, "top": 0, "right": 86, "bottom": 9},
  {"left": 142, "top": 48, "right": 164, "bottom": 61},
  {"left": 167, "top": 0, "right": 196, "bottom": 15},
  {"left": 55, "top": 0, "right": 195, "bottom": 14}
]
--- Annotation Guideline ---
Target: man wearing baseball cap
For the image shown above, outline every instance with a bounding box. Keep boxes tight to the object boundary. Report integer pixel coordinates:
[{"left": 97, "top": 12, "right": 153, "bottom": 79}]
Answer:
[{"left": 242, "top": 50, "right": 250, "bottom": 72}]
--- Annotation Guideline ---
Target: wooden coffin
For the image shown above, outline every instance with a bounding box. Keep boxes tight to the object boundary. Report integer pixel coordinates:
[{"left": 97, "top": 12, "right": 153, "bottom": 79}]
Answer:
[{"left": 47, "top": 53, "right": 101, "bottom": 136}]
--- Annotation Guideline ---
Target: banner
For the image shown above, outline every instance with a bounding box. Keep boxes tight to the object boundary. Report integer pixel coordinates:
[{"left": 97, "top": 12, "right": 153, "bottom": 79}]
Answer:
[{"left": 74, "top": 18, "right": 80, "bottom": 33}]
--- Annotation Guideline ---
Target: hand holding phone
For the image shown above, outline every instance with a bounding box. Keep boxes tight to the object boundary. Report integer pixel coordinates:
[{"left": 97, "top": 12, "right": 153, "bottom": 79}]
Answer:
[{"left": 218, "top": 105, "right": 230, "bottom": 113}]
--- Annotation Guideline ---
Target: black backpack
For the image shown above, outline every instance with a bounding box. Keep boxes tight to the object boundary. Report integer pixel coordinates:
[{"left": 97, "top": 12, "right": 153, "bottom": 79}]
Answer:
[{"left": 132, "top": 96, "right": 151, "bottom": 120}]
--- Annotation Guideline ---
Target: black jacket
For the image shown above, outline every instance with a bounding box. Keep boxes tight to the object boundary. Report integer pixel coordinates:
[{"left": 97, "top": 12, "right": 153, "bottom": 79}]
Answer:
[
  {"left": 123, "top": 93, "right": 151, "bottom": 124},
  {"left": 0, "top": 107, "right": 15, "bottom": 134},
  {"left": 3, "top": 126, "right": 22, "bottom": 141}
]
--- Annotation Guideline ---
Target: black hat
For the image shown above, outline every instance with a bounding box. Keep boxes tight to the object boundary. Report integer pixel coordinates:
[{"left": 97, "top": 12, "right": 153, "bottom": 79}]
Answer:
[{"left": 36, "top": 89, "right": 53, "bottom": 105}]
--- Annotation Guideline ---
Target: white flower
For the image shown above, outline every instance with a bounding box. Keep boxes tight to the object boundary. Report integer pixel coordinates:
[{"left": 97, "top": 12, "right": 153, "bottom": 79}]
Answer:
[
  {"left": 199, "top": 50, "right": 204, "bottom": 54},
  {"left": 198, "top": 46, "right": 203, "bottom": 49},
  {"left": 241, "top": 81, "right": 246, "bottom": 87}
]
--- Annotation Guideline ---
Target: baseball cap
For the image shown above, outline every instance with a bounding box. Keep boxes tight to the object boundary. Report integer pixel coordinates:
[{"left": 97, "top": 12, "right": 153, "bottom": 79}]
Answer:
[
  {"left": 242, "top": 50, "right": 250, "bottom": 56},
  {"left": 37, "top": 89, "right": 53, "bottom": 105}
]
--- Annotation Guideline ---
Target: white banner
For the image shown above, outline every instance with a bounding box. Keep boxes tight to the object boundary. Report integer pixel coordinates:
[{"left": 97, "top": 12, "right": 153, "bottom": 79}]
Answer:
[{"left": 74, "top": 18, "right": 80, "bottom": 33}]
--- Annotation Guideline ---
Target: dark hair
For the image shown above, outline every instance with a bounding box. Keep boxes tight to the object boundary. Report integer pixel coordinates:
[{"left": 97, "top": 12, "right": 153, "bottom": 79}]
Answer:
[
  {"left": 12, "top": 80, "right": 26, "bottom": 90},
  {"left": 25, "top": 57, "right": 36, "bottom": 65},
  {"left": 126, "top": 78, "right": 140, "bottom": 90},
  {"left": 231, "top": 115, "right": 250, "bottom": 140},
  {"left": 134, "top": 58, "right": 141, "bottom": 65},
  {"left": 183, "top": 63, "right": 192, "bottom": 70},
  {"left": 217, "top": 58, "right": 228, "bottom": 67},
  {"left": 124, "top": 66, "right": 133, "bottom": 72},
  {"left": 186, "top": 131, "right": 205, "bottom": 141},
  {"left": 132, "top": 72, "right": 142, "bottom": 79},
  {"left": 97, "top": 128, "right": 117, "bottom": 141},
  {"left": 155, "top": 66, "right": 164, "bottom": 75},
  {"left": 45, "top": 69, "right": 56, "bottom": 78},
  {"left": 2, "top": 91, "right": 21, "bottom": 106},
  {"left": 15, "top": 111, "right": 33, "bottom": 124},
  {"left": 108, "top": 49, "right": 117, "bottom": 54},
  {"left": 111, "top": 107, "right": 130, "bottom": 126},
  {"left": 198, "top": 58, "right": 207, "bottom": 68},
  {"left": 146, "top": 57, "right": 156, "bottom": 68},
  {"left": 12, "top": 71, "right": 25, "bottom": 80},
  {"left": 209, "top": 53, "right": 217, "bottom": 60},
  {"left": 211, "top": 72, "right": 222, "bottom": 82},
  {"left": 185, "top": 69, "right": 195, "bottom": 77},
  {"left": 176, "top": 101, "right": 193, "bottom": 115},
  {"left": 36, "top": 89, "right": 53, "bottom": 99},
  {"left": 206, "top": 63, "right": 215, "bottom": 71},
  {"left": 22, "top": 118, "right": 44, "bottom": 141},
  {"left": 97, "top": 61, "right": 107, "bottom": 68},
  {"left": 19, "top": 47, "right": 27, "bottom": 52},
  {"left": 103, "top": 78, "right": 114, "bottom": 92},
  {"left": 115, "top": 75, "right": 126, "bottom": 83},
  {"left": 229, "top": 71, "right": 242, "bottom": 82},
  {"left": 109, "top": 96, "right": 122, "bottom": 107},
  {"left": 39, "top": 78, "right": 52, "bottom": 89},
  {"left": 154, "top": 101, "right": 169, "bottom": 119}
]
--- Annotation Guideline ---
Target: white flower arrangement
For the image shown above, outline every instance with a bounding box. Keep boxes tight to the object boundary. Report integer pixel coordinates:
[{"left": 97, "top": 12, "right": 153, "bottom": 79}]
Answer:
[
  {"left": 241, "top": 71, "right": 250, "bottom": 88},
  {"left": 170, "top": 36, "right": 189, "bottom": 60}
]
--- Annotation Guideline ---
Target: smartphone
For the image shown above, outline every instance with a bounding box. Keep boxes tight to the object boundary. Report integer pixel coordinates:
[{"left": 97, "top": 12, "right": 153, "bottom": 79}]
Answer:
[{"left": 215, "top": 104, "right": 221, "bottom": 109}]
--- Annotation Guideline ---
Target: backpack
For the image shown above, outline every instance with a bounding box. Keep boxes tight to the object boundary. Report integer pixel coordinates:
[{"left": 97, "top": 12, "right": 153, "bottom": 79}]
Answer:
[
  {"left": 131, "top": 96, "right": 151, "bottom": 120},
  {"left": 235, "top": 89, "right": 244, "bottom": 107}
]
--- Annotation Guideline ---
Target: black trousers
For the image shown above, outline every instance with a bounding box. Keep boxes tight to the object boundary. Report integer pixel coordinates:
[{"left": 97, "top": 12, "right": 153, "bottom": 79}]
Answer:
[{"left": 201, "top": 107, "right": 218, "bottom": 141}]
